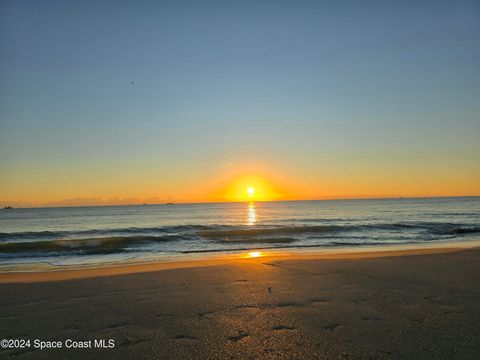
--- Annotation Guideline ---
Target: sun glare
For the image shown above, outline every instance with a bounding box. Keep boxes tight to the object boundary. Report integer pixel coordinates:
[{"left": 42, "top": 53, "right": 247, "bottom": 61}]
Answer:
[
  {"left": 215, "top": 175, "right": 285, "bottom": 202},
  {"left": 246, "top": 251, "right": 262, "bottom": 258}
]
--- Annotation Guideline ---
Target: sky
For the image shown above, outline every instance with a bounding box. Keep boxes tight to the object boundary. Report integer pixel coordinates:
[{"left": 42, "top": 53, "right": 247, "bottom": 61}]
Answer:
[{"left": 1, "top": 0, "right": 479, "bottom": 206}]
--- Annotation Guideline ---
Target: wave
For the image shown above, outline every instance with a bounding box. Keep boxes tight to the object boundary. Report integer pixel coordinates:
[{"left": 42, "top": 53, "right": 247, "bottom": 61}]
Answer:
[
  {"left": 0, "top": 234, "right": 186, "bottom": 255},
  {"left": 424, "top": 212, "right": 480, "bottom": 216},
  {"left": 177, "top": 241, "right": 417, "bottom": 254},
  {"left": 0, "top": 225, "right": 209, "bottom": 241},
  {"left": 0, "top": 230, "right": 65, "bottom": 241},
  {"left": 198, "top": 223, "right": 480, "bottom": 239},
  {"left": 1, "top": 222, "right": 479, "bottom": 258},
  {"left": 197, "top": 225, "right": 341, "bottom": 238},
  {"left": 2, "top": 222, "right": 479, "bottom": 242},
  {"left": 217, "top": 237, "right": 297, "bottom": 244},
  {"left": 437, "top": 226, "right": 480, "bottom": 235}
]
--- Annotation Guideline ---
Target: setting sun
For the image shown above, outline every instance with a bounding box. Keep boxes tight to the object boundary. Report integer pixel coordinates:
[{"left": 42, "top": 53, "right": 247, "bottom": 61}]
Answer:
[{"left": 212, "top": 175, "right": 288, "bottom": 202}]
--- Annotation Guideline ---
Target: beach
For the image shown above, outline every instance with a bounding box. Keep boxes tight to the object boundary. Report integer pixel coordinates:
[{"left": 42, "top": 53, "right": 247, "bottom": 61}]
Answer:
[
  {"left": 1, "top": 247, "right": 479, "bottom": 359},
  {"left": 2, "top": 0, "right": 479, "bottom": 358}
]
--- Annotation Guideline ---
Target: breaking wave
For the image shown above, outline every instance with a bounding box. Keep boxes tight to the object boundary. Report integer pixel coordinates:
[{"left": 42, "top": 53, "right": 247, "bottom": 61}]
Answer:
[{"left": 0, "top": 234, "right": 187, "bottom": 256}]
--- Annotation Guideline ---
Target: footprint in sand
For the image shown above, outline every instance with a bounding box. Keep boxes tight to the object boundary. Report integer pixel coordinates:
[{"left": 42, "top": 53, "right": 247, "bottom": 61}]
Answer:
[
  {"left": 410, "top": 316, "right": 426, "bottom": 323},
  {"left": 310, "top": 298, "right": 330, "bottom": 304},
  {"left": 235, "top": 304, "right": 258, "bottom": 309},
  {"left": 276, "top": 302, "right": 303, "bottom": 308},
  {"left": 234, "top": 279, "right": 248, "bottom": 283},
  {"left": 228, "top": 331, "right": 249, "bottom": 342},
  {"left": 323, "top": 323, "right": 340, "bottom": 331},
  {"left": 155, "top": 312, "right": 174, "bottom": 318},
  {"left": 272, "top": 325, "right": 295, "bottom": 331},
  {"left": 174, "top": 334, "right": 197, "bottom": 340},
  {"left": 197, "top": 310, "right": 214, "bottom": 319},
  {"left": 262, "top": 262, "right": 281, "bottom": 267},
  {"left": 360, "top": 316, "right": 383, "bottom": 321},
  {"left": 120, "top": 336, "right": 147, "bottom": 347},
  {"left": 107, "top": 321, "right": 128, "bottom": 329}
]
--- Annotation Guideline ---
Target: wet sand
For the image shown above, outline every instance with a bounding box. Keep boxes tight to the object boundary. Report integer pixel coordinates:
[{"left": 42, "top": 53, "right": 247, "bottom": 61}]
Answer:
[{"left": 1, "top": 247, "right": 479, "bottom": 359}]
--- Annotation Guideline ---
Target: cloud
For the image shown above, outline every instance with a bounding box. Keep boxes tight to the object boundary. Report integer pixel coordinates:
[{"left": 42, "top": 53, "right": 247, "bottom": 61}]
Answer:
[{"left": 0, "top": 196, "right": 173, "bottom": 208}]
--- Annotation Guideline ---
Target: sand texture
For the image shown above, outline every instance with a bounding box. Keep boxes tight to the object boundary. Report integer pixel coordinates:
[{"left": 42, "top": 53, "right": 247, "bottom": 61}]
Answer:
[{"left": 1, "top": 248, "right": 479, "bottom": 359}]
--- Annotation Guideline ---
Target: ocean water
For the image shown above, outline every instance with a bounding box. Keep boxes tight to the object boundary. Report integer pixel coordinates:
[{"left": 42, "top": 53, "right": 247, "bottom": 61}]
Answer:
[{"left": 1, "top": 197, "right": 479, "bottom": 268}]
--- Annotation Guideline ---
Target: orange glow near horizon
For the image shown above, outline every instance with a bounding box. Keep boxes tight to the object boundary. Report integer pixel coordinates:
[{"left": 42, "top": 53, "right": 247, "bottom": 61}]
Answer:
[
  {"left": 212, "top": 175, "right": 288, "bottom": 202},
  {"left": 245, "top": 251, "right": 262, "bottom": 258},
  {"left": 2, "top": 159, "right": 480, "bottom": 207}
]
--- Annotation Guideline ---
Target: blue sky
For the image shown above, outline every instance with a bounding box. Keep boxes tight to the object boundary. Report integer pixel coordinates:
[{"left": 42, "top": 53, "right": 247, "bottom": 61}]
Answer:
[{"left": 1, "top": 0, "right": 479, "bottom": 205}]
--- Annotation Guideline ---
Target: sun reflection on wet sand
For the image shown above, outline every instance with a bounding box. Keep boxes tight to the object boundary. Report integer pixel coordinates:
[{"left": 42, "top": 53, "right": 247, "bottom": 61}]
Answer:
[
  {"left": 246, "top": 251, "right": 262, "bottom": 258},
  {"left": 247, "top": 202, "right": 256, "bottom": 226}
]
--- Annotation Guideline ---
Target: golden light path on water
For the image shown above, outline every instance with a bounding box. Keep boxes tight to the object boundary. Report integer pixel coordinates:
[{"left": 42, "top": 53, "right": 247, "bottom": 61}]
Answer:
[
  {"left": 247, "top": 201, "right": 256, "bottom": 226},
  {"left": 244, "top": 202, "right": 263, "bottom": 258}
]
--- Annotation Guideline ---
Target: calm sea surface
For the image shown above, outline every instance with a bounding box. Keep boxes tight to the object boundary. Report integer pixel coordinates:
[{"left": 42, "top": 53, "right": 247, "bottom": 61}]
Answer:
[{"left": 1, "top": 197, "right": 479, "bottom": 268}]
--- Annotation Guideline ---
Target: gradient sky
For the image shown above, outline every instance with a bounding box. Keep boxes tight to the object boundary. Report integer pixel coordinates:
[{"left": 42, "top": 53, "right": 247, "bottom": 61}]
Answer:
[{"left": 1, "top": 0, "right": 479, "bottom": 206}]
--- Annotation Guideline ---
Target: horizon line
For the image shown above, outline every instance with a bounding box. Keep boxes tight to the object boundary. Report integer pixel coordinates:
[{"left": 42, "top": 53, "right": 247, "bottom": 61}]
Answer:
[{"left": 2, "top": 195, "right": 479, "bottom": 210}]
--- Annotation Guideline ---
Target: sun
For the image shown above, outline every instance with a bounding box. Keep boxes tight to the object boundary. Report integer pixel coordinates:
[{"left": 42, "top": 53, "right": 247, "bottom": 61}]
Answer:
[{"left": 214, "top": 175, "right": 284, "bottom": 202}]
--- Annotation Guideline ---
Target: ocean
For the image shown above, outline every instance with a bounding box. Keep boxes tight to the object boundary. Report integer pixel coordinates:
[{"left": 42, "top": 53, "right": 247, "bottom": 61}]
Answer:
[{"left": 1, "top": 197, "right": 479, "bottom": 269}]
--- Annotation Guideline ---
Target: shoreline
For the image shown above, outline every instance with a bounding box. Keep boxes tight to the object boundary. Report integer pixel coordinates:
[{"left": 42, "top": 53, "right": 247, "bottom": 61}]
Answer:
[{"left": 0, "top": 243, "right": 476, "bottom": 284}]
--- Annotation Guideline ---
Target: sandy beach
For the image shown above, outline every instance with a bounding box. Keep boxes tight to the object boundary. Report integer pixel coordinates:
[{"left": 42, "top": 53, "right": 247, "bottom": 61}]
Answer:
[{"left": 1, "top": 247, "right": 479, "bottom": 359}]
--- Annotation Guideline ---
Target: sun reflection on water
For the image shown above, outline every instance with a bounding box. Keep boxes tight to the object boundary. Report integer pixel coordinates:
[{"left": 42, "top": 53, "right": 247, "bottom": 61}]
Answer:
[{"left": 247, "top": 202, "right": 256, "bottom": 226}]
